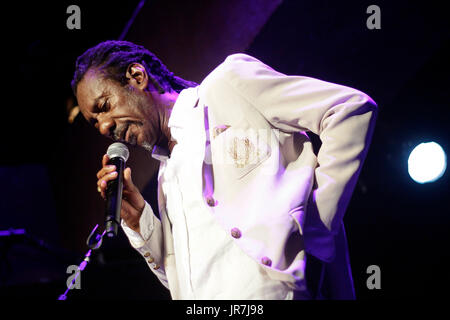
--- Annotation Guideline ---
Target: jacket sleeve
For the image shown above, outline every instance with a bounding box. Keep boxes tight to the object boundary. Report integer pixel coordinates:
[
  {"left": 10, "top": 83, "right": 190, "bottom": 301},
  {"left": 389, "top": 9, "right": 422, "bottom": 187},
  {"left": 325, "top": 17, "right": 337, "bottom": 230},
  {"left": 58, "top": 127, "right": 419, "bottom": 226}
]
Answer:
[
  {"left": 121, "top": 201, "right": 169, "bottom": 289},
  {"left": 216, "top": 53, "right": 378, "bottom": 235}
]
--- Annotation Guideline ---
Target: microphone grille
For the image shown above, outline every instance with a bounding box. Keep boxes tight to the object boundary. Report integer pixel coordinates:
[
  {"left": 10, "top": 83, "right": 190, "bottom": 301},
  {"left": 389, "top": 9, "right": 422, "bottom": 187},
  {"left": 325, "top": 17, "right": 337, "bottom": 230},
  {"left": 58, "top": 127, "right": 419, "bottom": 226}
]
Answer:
[{"left": 106, "top": 142, "right": 129, "bottom": 162}]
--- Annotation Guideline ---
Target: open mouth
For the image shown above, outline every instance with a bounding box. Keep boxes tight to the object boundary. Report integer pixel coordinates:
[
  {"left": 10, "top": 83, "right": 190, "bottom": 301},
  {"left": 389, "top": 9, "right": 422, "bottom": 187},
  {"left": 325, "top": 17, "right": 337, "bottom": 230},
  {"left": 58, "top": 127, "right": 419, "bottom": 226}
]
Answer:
[
  {"left": 125, "top": 126, "right": 137, "bottom": 145},
  {"left": 112, "top": 126, "right": 128, "bottom": 144},
  {"left": 114, "top": 123, "right": 139, "bottom": 145}
]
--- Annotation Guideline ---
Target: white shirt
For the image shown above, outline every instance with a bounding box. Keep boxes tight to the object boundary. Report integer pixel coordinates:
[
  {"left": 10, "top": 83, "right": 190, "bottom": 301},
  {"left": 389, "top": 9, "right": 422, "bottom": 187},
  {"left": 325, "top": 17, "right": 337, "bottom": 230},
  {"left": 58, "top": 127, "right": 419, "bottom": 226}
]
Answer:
[{"left": 121, "top": 88, "right": 294, "bottom": 299}]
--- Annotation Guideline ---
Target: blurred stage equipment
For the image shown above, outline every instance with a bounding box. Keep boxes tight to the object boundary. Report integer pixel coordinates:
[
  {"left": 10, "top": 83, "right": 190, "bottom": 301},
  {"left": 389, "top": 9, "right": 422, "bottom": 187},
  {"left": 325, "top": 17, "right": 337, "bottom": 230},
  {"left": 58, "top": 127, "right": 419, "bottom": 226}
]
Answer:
[{"left": 408, "top": 141, "right": 447, "bottom": 184}]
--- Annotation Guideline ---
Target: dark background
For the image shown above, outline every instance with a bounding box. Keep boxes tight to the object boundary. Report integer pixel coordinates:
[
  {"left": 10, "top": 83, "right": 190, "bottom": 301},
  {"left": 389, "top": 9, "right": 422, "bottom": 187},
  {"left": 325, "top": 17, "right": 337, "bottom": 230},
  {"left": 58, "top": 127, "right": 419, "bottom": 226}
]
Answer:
[{"left": 0, "top": 0, "right": 448, "bottom": 300}]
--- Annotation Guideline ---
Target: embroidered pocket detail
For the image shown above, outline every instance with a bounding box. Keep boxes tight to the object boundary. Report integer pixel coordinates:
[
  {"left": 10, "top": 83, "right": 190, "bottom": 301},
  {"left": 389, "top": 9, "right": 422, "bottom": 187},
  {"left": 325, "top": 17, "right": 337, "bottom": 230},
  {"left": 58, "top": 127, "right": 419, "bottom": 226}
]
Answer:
[
  {"left": 228, "top": 136, "right": 260, "bottom": 168},
  {"left": 212, "top": 126, "right": 272, "bottom": 179}
]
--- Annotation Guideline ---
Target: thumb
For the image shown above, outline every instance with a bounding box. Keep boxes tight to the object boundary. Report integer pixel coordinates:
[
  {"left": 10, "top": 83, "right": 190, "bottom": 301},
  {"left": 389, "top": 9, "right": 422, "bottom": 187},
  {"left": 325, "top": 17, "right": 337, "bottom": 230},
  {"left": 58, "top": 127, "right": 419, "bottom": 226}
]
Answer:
[{"left": 123, "top": 167, "right": 134, "bottom": 189}]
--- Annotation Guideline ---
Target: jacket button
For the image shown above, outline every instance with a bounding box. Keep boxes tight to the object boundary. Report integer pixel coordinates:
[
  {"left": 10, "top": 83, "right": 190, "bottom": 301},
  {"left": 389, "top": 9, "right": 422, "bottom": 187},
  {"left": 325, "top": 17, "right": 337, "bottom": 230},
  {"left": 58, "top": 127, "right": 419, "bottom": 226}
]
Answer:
[
  {"left": 206, "top": 196, "right": 216, "bottom": 207},
  {"left": 147, "top": 257, "right": 154, "bottom": 264},
  {"left": 231, "top": 228, "right": 242, "bottom": 239},
  {"left": 143, "top": 252, "right": 150, "bottom": 257},
  {"left": 153, "top": 264, "right": 160, "bottom": 270},
  {"left": 261, "top": 256, "right": 272, "bottom": 267}
]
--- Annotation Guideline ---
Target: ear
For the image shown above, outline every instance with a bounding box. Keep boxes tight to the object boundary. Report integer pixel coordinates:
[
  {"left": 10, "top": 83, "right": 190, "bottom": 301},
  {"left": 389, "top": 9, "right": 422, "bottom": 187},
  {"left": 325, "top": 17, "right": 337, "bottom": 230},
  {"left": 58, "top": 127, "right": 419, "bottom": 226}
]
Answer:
[{"left": 125, "top": 63, "right": 148, "bottom": 90}]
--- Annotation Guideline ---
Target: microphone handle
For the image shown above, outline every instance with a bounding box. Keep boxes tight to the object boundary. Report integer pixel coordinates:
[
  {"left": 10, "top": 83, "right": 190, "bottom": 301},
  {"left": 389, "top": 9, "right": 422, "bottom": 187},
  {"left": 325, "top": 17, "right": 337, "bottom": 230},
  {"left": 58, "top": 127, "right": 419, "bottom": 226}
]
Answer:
[{"left": 105, "top": 157, "right": 125, "bottom": 237}]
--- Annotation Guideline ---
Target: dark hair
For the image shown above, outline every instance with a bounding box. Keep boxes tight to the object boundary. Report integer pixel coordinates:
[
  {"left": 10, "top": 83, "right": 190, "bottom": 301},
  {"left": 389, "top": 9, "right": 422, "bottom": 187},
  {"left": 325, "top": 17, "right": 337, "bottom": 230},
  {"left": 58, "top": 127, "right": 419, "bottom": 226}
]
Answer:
[{"left": 71, "top": 40, "right": 197, "bottom": 95}]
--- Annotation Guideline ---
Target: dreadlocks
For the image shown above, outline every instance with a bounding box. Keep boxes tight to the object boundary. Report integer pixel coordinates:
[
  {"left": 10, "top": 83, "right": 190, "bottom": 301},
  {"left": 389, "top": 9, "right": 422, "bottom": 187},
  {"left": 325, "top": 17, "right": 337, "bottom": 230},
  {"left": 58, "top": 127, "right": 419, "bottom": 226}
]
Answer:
[{"left": 71, "top": 40, "right": 197, "bottom": 96}]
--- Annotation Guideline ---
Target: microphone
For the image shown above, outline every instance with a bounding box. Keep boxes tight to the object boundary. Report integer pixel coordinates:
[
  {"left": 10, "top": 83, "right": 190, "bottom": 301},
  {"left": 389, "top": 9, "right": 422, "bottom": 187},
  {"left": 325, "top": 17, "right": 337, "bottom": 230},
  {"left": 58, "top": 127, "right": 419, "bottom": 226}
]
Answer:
[{"left": 105, "top": 142, "right": 129, "bottom": 238}]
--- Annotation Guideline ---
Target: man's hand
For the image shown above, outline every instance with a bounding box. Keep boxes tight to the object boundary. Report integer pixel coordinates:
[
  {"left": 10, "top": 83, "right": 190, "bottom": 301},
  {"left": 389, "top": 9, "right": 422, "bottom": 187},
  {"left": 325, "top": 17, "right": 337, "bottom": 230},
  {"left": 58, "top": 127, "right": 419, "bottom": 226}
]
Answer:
[{"left": 96, "top": 154, "right": 145, "bottom": 234}]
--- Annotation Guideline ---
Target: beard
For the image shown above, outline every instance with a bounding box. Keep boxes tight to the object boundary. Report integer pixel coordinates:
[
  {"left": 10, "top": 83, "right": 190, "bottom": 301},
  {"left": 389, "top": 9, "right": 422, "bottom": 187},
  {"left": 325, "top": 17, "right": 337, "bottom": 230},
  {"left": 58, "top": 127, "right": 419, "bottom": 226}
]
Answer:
[{"left": 141, "top": 141, "right": 154, "bottom": 153}]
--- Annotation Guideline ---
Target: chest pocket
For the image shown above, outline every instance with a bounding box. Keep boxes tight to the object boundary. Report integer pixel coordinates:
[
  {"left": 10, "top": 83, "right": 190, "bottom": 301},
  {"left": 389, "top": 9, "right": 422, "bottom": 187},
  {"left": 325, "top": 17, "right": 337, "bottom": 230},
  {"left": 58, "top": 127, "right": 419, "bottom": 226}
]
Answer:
[{"left": 210, "top": 121, "right": 273, "bottom": 180}]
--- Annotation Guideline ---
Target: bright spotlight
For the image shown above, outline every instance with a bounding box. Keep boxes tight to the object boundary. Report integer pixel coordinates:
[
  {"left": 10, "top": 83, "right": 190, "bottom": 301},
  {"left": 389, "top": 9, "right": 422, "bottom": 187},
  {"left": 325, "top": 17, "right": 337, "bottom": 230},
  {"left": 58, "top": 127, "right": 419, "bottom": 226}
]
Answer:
[{"left": 408, "top": 142, "right": 447, "bottom": 184}]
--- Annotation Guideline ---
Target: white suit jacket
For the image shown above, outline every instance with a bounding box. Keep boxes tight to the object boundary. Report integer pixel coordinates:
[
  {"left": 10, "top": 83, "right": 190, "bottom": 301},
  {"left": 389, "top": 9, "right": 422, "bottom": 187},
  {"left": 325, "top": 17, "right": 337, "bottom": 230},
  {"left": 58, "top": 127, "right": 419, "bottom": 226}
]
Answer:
[{"left": 132, "top": 53, "right": 377, "bottom": 299}]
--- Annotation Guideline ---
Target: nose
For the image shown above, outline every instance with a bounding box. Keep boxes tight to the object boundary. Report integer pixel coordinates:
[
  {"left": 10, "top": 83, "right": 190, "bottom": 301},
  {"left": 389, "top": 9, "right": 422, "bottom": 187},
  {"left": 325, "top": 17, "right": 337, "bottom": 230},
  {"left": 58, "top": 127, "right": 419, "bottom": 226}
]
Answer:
[{"left": 96, "top": 113, "right": 115, "bottom": 138}]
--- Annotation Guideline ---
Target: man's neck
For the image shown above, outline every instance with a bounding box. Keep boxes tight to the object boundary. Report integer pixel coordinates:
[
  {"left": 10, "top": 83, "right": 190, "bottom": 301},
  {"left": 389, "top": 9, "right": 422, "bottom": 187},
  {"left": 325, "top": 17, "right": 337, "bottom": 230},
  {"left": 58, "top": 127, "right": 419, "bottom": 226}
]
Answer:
[{"left": 156, "top": 90, "right": 179, "bottom": 155}]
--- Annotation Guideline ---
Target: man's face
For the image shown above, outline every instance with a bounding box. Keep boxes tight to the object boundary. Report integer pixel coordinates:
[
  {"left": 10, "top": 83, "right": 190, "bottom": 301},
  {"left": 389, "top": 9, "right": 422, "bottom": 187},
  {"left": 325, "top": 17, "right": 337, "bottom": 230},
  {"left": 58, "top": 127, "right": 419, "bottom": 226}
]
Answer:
[{"left": 76, "top": 68, "right": 160, "bottom": 150}]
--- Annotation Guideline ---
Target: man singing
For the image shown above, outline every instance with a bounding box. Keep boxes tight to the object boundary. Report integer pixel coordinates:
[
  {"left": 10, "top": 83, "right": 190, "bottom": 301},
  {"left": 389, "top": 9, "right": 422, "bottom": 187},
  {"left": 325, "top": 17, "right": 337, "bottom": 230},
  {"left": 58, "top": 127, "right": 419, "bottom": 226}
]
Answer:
[{"left": 72, "top": 40, "right": 377, "bottom": 300}]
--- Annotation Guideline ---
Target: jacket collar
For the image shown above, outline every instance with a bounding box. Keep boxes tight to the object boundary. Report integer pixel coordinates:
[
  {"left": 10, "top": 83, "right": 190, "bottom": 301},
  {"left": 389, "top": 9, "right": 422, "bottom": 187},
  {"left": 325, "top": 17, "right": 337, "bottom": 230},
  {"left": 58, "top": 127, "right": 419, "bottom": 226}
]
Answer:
[
  {"left": 151, "top": 86, "right": 200, "bottom": 162},
  {"left": 167, "top": 86, "right": 200, "bottom": 129}
]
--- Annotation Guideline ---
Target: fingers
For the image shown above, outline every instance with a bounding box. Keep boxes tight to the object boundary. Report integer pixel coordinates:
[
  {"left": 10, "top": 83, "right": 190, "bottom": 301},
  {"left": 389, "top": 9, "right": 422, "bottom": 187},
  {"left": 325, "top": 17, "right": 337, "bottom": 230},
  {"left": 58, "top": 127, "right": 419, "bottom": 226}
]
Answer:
[
  {"left": 97, "top": 171, "right": 118, "bottom": 185},
  {"left": 97, "top": 171, "right": 117, "bottom": 198},
  {"left": 96, "top": 155, "right": 138, "bottom": 205},
  {"left": 97, "top": 180, "right": 106, "bottom": 199},
  {"left": 95, "top": 162, "right": 143, "bottom": 233},
  {"left": 96, "top": 163, "right": 116, "bottom": 179},
  {"left": 97, "top": 155, "right": 117, "bottom": 199},
  {"left": 102, "top": 154, "right": 110, "bottom": 167}
]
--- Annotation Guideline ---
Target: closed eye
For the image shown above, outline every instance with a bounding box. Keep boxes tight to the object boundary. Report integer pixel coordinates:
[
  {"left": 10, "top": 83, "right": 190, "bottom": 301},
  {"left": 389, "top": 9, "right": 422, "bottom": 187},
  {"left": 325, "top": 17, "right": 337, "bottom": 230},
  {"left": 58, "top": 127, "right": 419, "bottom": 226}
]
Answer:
[
  {"left": 88, "top": 101, "right": 108, "bottom": 127},
  {"left": 102, "top": 101, "right": 110, "bottom": 112},
  {"left": 97, "top": 101, "right": 109, "bottom": 113}
]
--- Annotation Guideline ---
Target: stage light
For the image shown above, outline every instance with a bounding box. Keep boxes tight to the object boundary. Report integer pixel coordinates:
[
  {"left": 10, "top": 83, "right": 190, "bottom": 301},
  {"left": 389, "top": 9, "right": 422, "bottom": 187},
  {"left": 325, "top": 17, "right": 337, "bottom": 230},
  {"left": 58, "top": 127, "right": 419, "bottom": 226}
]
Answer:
[{"left": 408, "top": 142, "right": 447, "bottom": 184}]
